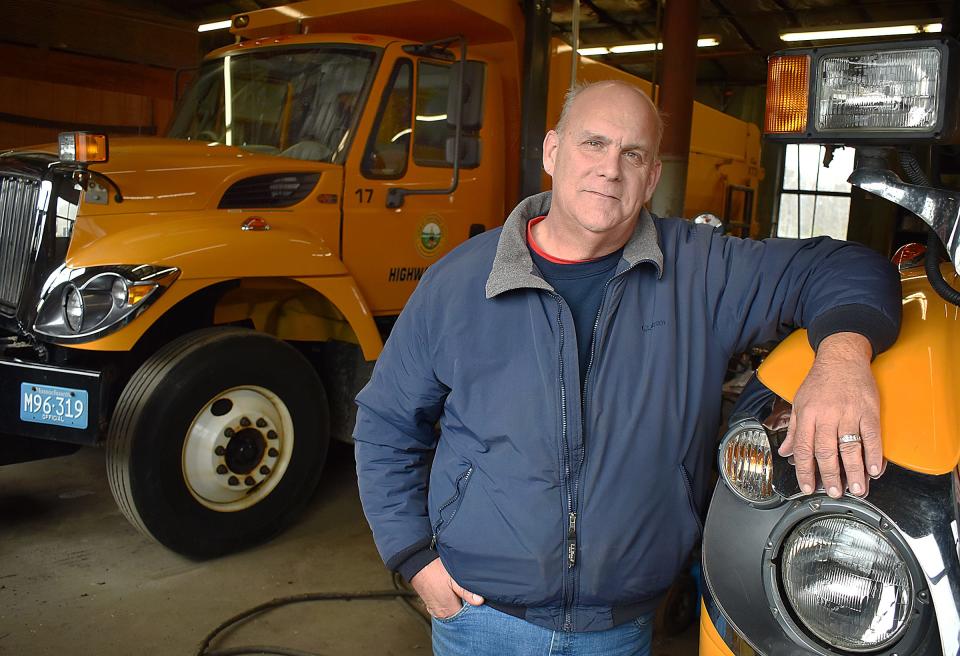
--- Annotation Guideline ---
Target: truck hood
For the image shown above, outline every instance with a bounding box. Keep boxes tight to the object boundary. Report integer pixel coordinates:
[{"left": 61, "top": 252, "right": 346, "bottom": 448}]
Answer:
[{"left": 19, "top": 137, "right": 337, "bottom": 215}]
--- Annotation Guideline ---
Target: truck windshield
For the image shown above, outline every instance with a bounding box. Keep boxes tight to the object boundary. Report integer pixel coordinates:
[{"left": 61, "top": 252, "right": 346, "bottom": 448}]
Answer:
[{"left": 168, "top": 46, "right": 378, "bottom": 163}]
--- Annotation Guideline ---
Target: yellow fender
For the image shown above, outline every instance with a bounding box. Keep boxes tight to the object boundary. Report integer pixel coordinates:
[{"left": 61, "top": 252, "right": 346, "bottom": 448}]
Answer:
[{"left": 758, "top": 265, "right": 960, "bottom": 475}]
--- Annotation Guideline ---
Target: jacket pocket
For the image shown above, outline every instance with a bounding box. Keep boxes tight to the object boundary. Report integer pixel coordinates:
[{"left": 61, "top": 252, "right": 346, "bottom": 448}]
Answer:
[
  {"left": 679, "top": 464, "right": 704, "bottom": 538},
  {"left": 432, "top": 463, "right": 475, "bottom": 544}
]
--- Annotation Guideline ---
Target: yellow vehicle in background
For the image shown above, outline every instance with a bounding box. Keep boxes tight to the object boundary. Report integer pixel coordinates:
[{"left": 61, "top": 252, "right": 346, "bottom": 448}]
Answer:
[
  {"left": 0, "top": 0, "right": 761, "bottom": 557},
  {"left": 700, "top": 37, "right": 960, "bottom": 655}
]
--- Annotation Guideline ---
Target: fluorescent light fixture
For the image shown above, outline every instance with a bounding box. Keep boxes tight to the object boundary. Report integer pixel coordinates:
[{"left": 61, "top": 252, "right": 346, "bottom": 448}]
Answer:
[
  {"left": 577, "top": 46, "right": 610, "bottom": 56},
  {"left": 582, "top": 36, "right": 720, "bottom": 56},
  {"left": 611, "top": 42, "right": 660, "bottom": 54},
  {"left": 415, "top": 114, "right": 448, "bottom": 122},
  {"left": 198, "top": 19, "right": 232, "bottom": 32},
  {"left": 781, "top": 21, "right": 942, "bottom": 42},
  {"left": 391, "top": 128, "right": 412, "bottom": 143}
]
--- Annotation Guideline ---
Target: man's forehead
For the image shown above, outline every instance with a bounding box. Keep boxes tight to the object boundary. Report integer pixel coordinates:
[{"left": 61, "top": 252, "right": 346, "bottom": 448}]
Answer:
[{"left": 568, "top": 113, "right": 657, "bottom": 149}]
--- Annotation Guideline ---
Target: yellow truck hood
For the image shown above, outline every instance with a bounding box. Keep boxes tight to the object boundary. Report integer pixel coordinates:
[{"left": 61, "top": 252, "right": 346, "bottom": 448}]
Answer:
[
  {"left": 27, "top": 137, "right": 336, "bottom": 215},
  {"left": 758, "top": 265, "right": 960, "bottom": 475}
]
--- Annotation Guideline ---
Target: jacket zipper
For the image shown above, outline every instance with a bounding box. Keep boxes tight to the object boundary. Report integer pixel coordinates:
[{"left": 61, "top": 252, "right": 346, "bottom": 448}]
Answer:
[
  {"left": 430, "top": 466, "right": 474, "bottom": 549},
  {"left": 679, "top": 464, "right": 704, "bottom": 536},
  {"left": 551, "top": 293, "right": 576, "bottom": 632}
]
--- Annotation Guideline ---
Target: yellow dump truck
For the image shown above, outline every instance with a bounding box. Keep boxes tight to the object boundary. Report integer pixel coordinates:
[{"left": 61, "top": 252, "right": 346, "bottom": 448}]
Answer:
[{"left": 0, "top": 0, "right": 761, "bottom": 556}]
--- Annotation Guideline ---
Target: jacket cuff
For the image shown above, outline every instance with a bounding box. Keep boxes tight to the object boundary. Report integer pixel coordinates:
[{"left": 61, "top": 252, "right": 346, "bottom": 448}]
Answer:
[
  {"left": 386, "top": 537, "right": 438, "bottom": 582},
  {"left": 807, "top": 304, "right": 899, "bottom": 358},
  {"left": 395, "top": 548, "right": 440, "bottom": 583}
]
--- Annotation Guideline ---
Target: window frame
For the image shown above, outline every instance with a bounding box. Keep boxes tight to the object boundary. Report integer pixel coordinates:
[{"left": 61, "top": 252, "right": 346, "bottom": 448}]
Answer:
[
  {"left": 772, "top": 144, "right": 854, "bottom": 239},
  {"left": 361, "top": 57, "right": 414, "bottom": 180}
]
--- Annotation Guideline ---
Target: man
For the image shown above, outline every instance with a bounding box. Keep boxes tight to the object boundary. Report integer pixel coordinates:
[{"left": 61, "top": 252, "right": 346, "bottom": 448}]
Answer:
[{"left": 354, "top": 81, "right": 900, "bottom": 655}]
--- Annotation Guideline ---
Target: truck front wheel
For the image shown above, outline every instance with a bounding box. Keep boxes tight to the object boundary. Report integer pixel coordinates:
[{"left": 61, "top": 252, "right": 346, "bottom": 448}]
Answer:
[{"left": 106, "top": 328, "right": 329, "bottom": 558}]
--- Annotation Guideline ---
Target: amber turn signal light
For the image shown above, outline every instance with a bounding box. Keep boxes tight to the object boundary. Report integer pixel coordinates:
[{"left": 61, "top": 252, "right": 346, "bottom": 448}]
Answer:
[
  {"left": 58, "top": 132, "right": 109, "bottom": 163},
  {"left": 764, "top": 55, "right": 810, "bottom": 134}
]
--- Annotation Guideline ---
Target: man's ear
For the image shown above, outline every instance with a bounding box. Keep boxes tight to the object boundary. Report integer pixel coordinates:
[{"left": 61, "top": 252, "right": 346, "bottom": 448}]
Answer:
[{"left": 542, "top": 130, "right": 559, "bottom": 177}]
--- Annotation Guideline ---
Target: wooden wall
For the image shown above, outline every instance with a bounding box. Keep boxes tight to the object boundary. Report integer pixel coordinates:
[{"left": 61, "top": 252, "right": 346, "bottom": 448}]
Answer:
[{"left": 0, "top": 0, "right": 202, "bottom": 149}]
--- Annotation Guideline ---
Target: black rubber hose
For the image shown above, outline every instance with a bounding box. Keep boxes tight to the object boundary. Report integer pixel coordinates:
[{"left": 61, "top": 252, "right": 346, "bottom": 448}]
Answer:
[
  {"left": 924, "top": 231, "right": 960, "bottom": 305},
  {"left": 196, "top": 576, "right": 427, "bottom": 656},
  {"left": 898, "top": 150, "right": 960, "bottom": 305}
]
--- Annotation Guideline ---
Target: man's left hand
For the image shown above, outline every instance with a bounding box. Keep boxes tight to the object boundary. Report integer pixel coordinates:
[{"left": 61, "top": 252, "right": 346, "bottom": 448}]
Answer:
[{"left": 777, "top": 332, "right": 884, "bottom": 498}]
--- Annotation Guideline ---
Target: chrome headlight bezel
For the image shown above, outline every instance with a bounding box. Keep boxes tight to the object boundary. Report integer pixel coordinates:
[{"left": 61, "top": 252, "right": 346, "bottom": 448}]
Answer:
[
  {"left": 762, "top": 497, "right": 933, "bottom": 655},
  {"left": 718, "top": 418, "right": 783, "bottom": 508},
  {"left": 34, "top": 264, "right": 179, "bottom": 342}
]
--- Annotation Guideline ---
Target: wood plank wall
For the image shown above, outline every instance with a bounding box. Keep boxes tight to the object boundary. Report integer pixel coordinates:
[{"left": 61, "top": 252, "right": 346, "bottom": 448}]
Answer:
[{"left": 0, "top": 0, "right": 202, "bottom": 149}]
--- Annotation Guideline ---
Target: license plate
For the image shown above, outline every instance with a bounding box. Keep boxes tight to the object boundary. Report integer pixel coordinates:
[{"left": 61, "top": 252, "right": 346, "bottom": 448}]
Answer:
[{"left": 19, "top": 382, "right": 89, "bottom": 430}]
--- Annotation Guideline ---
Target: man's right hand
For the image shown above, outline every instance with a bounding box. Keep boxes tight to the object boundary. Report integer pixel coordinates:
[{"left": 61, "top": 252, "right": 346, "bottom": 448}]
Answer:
[{"left": 410, "top": 558, "right": 485, "bottom": 619}]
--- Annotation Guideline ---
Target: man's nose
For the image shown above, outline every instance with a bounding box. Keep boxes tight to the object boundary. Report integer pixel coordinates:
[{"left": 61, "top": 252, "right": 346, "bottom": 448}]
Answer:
[{"left": 595, "top": 148, "right": 622, "bottom": 180}]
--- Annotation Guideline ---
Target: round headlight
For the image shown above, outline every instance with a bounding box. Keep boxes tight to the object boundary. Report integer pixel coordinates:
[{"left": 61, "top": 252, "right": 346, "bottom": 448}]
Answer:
[
  {"left": 780, "top": 515, "right": 912, "bottom": 651},
  {"left": 63, "top": 284, "right": 84, "bottom": 333},
  {"left": 719, "top": 419, "right": 776, "bottom": 505},
  {"left": 111, "top": 277, "right": 128, "bottom": 307}
]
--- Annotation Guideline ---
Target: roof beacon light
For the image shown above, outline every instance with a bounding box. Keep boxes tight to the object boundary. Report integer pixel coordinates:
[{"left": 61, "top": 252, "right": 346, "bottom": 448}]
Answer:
[
  {"left": 765, "top": 55, "right": 810, "bottom": 134},
  {"left": 817, "top": 48, "right": 942, "bottom": 131},
  {"left": 58, "top": 132, "right": 108, "bottom": 163}
]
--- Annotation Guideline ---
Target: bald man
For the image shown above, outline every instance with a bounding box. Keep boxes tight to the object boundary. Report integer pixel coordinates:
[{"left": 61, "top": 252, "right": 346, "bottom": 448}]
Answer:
[{"left": 354, "top": 81, "right": 900, "bottom": 655}]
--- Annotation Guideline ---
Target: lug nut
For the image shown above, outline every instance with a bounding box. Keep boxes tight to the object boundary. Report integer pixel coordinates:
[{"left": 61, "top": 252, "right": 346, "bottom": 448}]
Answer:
[
  {"left": 224, "top": 428, "right": 235, "bottom": 438},
  {"left": 244, "top": 476, "right": 255, "bottom": 486},
  {"left": 268, "top": 448, "right": 279, "bottom": 458},
  {"left": 215, "top": 446, "right": 226, "bottom": 456},
  {"left": 240, "top": 417, "right": 251, "bottom": 427},
  {"left": 267, "top": 430, "right": 278, "bottom": 440},
  {"left": 256, "top": 418, "right": 267, "bottom": 428},
  {"left": 217, "top": 465, "right": 228, "bottom": 475},
  {"left": 260, "top": 465, "right": 271, "bottom": 475},
  {"left": 228, "top": 476, "right": 239, "bottom": 486}
]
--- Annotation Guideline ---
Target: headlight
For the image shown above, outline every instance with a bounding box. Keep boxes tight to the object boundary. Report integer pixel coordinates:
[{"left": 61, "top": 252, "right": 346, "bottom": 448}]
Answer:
[
  {"left": 718, "top": 418, "right": 778, "bottom": 506},
  {"left": 764, "top": 38, "right": 959, "bottom": 143},
  {"left": 817, "top": 48, "right": 941, "bottom": 131},
  {"left": 35, "top": 265, "right": 179, "bottom": 342},
  {"left": 780, "top": 515, "right": 913, "bottom": 651},
  {"left": 63, "top": 284, "right": 84, "bottom": 333}
]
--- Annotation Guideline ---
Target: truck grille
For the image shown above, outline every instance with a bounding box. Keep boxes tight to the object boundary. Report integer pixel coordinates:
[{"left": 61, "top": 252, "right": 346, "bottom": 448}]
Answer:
[{"left": 0, "top": 176, "right": 42, "bottom": 315}]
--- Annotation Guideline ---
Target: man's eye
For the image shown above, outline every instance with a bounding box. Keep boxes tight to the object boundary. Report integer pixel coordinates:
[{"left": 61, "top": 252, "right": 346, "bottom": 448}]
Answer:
[{"left": 583, "top": 140, "right": 603, "bottom": 149}]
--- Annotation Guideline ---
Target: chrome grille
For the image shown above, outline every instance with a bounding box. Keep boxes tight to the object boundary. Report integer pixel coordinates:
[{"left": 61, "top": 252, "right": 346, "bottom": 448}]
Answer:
[{"left": 0, "top": 176, "right": 42, "bottom": 314}]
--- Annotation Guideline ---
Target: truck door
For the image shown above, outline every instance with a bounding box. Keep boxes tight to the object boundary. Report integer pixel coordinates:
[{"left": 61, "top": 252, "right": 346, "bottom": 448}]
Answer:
[{"left": 343, "top": 44, "right": 494, "bottom": 315}]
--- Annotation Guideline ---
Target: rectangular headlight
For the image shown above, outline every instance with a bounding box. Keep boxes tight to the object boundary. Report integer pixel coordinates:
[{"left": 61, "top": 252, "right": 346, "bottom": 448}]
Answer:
[
  {"left": 765, "top": 38, "right": 960, "bottom": 144},
  {"left": 817, "top": 48, "right": 941, "bottom": 131}
]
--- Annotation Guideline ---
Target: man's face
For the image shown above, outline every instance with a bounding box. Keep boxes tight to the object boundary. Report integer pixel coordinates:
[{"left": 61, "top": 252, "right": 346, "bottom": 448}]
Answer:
[{"left": 542, "top": 84, "right": 662, "bottom": 236}]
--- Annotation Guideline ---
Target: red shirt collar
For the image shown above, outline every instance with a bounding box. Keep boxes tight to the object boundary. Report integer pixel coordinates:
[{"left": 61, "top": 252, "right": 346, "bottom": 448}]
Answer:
[{"left": 526, "top": 216, "right": 598, "bottom": 264}]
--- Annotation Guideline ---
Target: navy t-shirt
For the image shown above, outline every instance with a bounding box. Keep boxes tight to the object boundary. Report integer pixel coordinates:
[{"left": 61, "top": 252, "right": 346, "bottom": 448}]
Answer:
[{"left": 527, "top": 219, "right": 623, "bottom": 386}]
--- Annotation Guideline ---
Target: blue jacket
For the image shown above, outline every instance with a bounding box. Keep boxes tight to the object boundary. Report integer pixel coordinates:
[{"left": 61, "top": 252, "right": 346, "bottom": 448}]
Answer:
[{"left": 354, "top": 191, "right": 901, "bottom": 632}]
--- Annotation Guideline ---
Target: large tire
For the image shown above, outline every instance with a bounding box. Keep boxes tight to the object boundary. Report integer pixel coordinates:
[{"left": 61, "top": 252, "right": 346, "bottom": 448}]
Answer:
[{"left": 106, "top": 327, "right": 329, "bottom": 558}]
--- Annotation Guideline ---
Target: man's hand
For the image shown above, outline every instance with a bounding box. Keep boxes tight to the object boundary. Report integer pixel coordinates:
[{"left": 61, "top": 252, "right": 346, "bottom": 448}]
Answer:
[
  {"left": 777, "top": 332, "right": 884, "bottom": 498},
  {"left": 410, "top": 558, "right": 485, "bottom": 619}
]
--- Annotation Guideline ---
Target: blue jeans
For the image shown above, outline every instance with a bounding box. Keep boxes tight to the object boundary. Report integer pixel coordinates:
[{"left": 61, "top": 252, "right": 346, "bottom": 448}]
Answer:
[{"left": 432, "top": 603, "right": 654, "bottom": 656}]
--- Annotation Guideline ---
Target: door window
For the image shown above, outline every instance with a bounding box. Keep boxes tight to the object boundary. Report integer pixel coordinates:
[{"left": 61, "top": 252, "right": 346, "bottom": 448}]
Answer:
[{"left": 362, "top": 59, "right": 413, "bottom": 179}]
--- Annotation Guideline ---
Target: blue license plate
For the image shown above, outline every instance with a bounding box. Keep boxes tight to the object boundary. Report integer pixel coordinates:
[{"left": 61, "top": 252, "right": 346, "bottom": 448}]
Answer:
[{"left": 19, "top": 382, "right": 89, "bottom": 429}]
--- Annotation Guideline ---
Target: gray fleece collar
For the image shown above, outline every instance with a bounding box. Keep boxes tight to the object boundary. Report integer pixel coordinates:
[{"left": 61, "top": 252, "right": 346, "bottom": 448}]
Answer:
[{"left": 484, "top": 191, "right": 664, "bottom": 299}]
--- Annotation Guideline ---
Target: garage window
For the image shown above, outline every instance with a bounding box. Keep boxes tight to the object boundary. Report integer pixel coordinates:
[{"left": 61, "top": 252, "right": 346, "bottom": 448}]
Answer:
[{"left": 775, "top": 144, "right": 854, "bottom": 240}]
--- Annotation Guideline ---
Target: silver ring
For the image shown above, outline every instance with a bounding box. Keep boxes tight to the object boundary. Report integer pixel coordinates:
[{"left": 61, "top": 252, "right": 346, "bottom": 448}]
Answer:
[{"left": 838, "top": 433, "right": 862, "bottom": 444}]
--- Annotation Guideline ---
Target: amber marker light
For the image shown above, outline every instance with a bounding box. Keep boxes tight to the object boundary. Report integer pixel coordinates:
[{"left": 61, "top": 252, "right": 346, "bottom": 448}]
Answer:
[
  {"left": 126, "top": 283, "right": 156, "bottom": 307},
  {"left": 58, "top": 132, "right": 108, "bottom": 163},
  {"left": 764, "top": 55, "right": 810, "bottom": 134}
]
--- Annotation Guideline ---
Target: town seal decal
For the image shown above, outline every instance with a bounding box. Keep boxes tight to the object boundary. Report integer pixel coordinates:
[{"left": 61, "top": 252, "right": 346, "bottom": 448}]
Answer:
[{"left": 416, "top": 215, "right": 444, "bottom": 258}]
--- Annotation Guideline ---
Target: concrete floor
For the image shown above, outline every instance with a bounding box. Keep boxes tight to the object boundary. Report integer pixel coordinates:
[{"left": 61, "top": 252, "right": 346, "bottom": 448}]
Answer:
[{"left": 0, "top": 442, "right": 699, "bottom": 656}]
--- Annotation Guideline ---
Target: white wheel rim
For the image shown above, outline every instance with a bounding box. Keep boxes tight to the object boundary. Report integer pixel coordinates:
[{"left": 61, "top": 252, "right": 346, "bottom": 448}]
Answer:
[{"left": 181, "top": 385, "right": 295, "bottom": 512}]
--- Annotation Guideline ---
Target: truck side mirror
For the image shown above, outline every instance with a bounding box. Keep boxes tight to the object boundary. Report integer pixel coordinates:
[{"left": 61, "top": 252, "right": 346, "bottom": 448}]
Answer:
[
  {"left": 446, "top": 136, "right": 481, "bottom": 168},
  {"left": 446, "top": 61, "right": 485, "bottom": 131}
]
